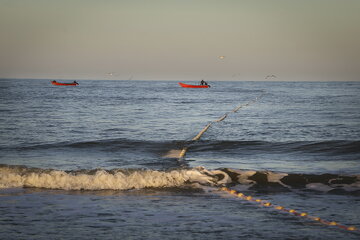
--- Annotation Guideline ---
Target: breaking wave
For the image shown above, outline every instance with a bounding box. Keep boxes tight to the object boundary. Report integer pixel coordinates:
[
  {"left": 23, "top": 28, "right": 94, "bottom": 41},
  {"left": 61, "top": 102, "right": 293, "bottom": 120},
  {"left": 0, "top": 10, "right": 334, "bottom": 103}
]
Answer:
[
  {"left": 1, "top": 164, "right": 359, "bottom": 194},
  {"left": 0, "top": 164, "right": 217, "bottom": 190}
]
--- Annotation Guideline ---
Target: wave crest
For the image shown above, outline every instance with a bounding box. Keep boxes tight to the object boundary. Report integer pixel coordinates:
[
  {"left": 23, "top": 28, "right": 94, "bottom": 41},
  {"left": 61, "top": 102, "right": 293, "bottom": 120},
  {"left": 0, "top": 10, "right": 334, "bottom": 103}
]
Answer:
[
  {"left": 0, "top": 165, "right": 215, "bottom": 190},
  {"left": 0, "top": 165, "right": 359, "bottom": 193}
]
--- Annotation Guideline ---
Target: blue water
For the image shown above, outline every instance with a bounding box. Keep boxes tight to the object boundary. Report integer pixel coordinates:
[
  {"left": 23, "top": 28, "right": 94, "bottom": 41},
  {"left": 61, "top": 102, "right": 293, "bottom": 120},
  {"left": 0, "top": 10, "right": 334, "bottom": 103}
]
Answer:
[{"left": 0, "top": 79, "right": 359, "bottom": 239}]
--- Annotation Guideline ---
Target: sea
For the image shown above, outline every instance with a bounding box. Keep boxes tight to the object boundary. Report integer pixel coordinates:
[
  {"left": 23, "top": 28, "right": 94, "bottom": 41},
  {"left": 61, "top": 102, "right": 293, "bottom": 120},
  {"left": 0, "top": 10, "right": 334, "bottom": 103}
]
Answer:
[{"left": 0, "top": 79, "right": 359, "bottom": 239}]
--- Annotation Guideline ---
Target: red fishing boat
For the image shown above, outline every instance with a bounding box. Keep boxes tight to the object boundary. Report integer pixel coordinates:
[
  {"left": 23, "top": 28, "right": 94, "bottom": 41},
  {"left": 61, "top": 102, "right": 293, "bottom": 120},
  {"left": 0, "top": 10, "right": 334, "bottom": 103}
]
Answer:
[
  {"left": 178, "top": 82, "right": 210, "bottom": 88},
  {"left": 51, "top": 81, "right": 79, "bottom": 86}
]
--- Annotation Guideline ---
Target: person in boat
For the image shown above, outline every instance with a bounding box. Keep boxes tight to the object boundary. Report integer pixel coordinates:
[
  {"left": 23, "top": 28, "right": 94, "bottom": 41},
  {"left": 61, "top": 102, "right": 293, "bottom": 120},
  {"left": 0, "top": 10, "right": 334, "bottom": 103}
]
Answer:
[
  {"left": 200, "top": 79, "right": 210, "bottom": 86},
  {"left": 73, "top": 81, "right": 78, "bottom": 85},
  {"left": 52, "top": 80, "right": 57, "bottom": 83}
]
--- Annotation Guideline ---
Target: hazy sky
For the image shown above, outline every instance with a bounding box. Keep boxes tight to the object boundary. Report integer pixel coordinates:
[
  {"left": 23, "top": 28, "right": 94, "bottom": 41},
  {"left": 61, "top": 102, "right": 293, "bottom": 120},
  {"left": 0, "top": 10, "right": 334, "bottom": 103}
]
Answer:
[{"left": 1, "top": 0, "right": 359, "bottom": 81}]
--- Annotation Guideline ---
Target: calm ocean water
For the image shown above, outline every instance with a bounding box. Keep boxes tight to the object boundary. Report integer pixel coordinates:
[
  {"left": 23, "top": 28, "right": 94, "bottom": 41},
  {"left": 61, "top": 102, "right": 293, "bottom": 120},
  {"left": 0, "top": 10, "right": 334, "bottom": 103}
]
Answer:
[{"left": 0, "top": 79, "right": 359, "bottom": 239}]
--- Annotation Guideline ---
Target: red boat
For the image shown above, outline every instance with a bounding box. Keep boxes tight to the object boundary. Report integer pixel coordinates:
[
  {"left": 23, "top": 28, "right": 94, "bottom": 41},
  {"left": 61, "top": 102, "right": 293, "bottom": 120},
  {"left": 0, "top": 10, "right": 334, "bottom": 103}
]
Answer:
[
  {"left": 51, "top": 81, "right": 79, "bottom": 86},
  {"left": 178, "top": 82, "right": 210, "bottom": 88}
]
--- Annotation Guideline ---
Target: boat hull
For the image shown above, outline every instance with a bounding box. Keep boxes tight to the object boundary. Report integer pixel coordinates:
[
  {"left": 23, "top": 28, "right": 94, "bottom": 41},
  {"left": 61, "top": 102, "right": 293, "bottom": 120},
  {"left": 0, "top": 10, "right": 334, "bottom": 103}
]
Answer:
[
  {"left": 178, "top": 82, "right": 209, "bottom": 88},
  {"left": 51, "top": 81, "right": 78, "bottom": 86}
]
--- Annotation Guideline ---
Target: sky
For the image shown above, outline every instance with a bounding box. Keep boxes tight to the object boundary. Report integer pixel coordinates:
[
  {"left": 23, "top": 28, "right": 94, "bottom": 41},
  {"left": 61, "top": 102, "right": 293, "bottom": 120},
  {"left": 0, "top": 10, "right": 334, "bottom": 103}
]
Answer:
[{"left": 0, "top": 0, "right": 359, "bottom": 81}]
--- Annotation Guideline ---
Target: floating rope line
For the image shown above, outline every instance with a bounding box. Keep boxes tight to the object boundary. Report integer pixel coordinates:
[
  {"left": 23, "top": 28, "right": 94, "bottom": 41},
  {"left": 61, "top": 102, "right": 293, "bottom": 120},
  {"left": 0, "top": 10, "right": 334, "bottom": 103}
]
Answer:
[
  {"left": 219, "top": 187, "right": 359, "bottom": 233},
  {"left": 178, "top": 91, "right": 266, "bottom": 159},
  {"left": 174, "top": 91, "right": 359, "bottom": 233}
]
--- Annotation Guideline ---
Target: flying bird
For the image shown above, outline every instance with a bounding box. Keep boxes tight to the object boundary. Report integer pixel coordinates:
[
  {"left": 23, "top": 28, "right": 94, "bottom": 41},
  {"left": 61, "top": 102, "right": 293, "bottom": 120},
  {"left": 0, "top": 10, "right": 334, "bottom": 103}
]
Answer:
[{"left": 265, "top": 75, "right": 277, "bottom": 79}]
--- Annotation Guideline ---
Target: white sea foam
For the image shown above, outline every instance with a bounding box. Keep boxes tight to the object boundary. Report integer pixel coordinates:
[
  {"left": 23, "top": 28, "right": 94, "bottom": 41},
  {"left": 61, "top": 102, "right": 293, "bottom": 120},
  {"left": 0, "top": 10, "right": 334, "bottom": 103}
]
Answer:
[
  {"left": 209, "top": 169, "right": 232, "bottom": 185},
  {"left": 1, "top": 165, "right": 359, "bottom": 192},
  {"left": 162, "top": 149, "right": 182, "bottom": 158},
  {"left": 231, "top": 169, "right": 257, "bottom": 185},
  {"left": 0, "top": 166, "right": 217, "bottom": 190},
  {"left": 267, "top": 171, "right": 288, "bottom": 183},
  {"left": 306, "top": 183, "right": 334, "bottom": 192},
  {"left": 266, "top": 171, "right": 290, "bottom": 188},
  {"left": 343, "top": 180, "right": 360, "bottom": 192}
]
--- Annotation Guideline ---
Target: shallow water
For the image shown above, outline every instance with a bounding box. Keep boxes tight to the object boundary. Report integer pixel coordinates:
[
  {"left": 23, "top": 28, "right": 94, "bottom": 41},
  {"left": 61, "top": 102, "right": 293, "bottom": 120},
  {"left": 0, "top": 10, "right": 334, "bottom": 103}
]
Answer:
[{"left": 0, "top": 79, "right": 359, "bottom": 239}]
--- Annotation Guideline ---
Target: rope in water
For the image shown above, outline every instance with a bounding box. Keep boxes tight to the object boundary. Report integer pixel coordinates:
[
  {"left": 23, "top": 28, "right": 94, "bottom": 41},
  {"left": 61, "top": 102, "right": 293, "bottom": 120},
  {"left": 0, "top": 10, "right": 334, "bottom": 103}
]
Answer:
[
  {"left": 176, "top": 91, "right": 358, "bottom": 233},
  {"left": 219, "top": 187, "right": 359, "bottom": 232},
  {"left": 178, "top": 91, "right": 266, "bottom": 159}
]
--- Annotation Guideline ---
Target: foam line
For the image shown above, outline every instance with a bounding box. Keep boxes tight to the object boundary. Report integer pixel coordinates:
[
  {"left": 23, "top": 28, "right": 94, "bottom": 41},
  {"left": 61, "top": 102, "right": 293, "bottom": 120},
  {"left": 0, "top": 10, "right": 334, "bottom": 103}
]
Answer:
[{"left": 0, "top": 165, "right": 217, "bottom": 190}]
